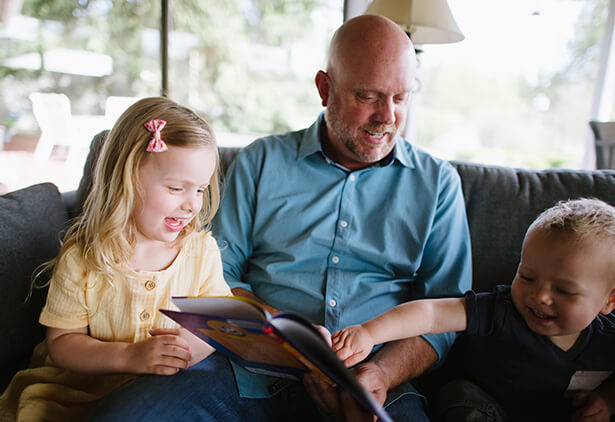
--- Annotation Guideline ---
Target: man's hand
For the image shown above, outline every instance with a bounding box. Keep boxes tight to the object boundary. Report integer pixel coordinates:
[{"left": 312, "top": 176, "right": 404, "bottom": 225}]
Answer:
[
  {"left": 332, "top": 325, "right": 375, "bottom": 367},
  {"left": 303, "top": 373, "right": 376, "bottom": 422},
  {"left": 569, "top": 390, "right": 613, "bottom": 422},
  {"left": 303, "top": 359, "right": 390, "bottom": 421},
  {"left": 351, "top": 361, "right": 389, "bottom": 406}
]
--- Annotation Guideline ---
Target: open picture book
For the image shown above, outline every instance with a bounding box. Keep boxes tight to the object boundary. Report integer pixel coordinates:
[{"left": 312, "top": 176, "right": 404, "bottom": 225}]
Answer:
[{"left": 160, "top": 296, "right": 391, "bottom": 422}]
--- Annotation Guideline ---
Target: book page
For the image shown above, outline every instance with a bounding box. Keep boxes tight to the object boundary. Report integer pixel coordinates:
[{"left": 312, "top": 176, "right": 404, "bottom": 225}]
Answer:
[
  {"left": 197, "top": 320, "right": 305, "bottom": 369},
  {"left": 171, "top": 296, "right": 267, "bottom": 321}
]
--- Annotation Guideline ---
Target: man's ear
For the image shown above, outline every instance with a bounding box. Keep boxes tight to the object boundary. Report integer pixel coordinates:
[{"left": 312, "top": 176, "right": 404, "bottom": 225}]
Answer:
[
  {"left": 600, "top": 290, "right": 615, "bottom": 315},
  {"left": 315, "top": 70, "right": 329, "bottom": 107}
]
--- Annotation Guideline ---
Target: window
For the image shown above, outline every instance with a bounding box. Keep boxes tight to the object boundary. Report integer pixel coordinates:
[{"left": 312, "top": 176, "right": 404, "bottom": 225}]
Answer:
[
  {"left": 412, "top": 0, "right": 611, "bottom": 169},
  {"left": 0, "top": 0, "right": 342, "bottom": 194},
  {"left": 0, "top": 0, "right": 611, "bottom": 195}
]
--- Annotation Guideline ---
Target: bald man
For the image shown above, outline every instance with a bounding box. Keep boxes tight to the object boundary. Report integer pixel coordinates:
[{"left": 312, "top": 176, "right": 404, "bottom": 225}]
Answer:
[{"left": 89, "top": 15, "right": 472, "bottom": 421}]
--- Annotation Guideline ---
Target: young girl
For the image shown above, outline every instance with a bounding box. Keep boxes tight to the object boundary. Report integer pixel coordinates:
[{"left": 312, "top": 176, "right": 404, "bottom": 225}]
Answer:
[{"left": 0, "top": 97, "right": 231, "bottom": 421}]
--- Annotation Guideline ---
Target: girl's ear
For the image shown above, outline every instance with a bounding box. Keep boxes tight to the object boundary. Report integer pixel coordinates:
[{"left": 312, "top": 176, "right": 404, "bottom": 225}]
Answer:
[{"left": 600, "top": 289, "right": 615, "bottom": 315}]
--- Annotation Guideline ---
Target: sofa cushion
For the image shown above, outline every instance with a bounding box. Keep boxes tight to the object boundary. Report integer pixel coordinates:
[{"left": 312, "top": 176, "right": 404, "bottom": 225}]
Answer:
[
  {"left": 452, "top": 161, "right": 615, "bottom": 292},
  {"left": 0, "top": 183, "right": 68, "bottom": 390}
]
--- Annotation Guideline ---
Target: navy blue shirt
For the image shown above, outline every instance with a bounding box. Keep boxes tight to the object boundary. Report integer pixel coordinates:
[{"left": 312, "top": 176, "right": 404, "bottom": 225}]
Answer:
[{"left": 459, "top": 285, "right": 615, "bottom": 420}]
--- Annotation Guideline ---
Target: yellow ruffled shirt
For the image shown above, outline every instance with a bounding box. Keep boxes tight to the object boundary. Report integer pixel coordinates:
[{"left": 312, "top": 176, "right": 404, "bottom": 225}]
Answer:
[{"left": 0, "top": 230, "right": 231, "bottom": 422}]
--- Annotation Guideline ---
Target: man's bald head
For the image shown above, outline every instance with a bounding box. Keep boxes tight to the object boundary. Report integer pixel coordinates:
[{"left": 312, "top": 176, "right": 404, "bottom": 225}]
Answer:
[{"left": 326, "top": 15, "right": 417, "bottom": 81}]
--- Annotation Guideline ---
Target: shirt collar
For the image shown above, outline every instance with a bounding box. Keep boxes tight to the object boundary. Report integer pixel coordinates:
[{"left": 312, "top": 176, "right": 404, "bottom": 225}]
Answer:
[
  {"left": 297, "top": 112, "right": 415, "bottom": 169},
  {"left": 297, "top": 113, "right": 326, "bottom": 160}
]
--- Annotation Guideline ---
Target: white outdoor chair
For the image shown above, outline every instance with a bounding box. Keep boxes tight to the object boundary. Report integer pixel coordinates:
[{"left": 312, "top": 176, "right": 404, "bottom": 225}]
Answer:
[
  {"left": 29, "top": 92, "right": 73, "bottom": 166},
  {"left": 104, "top": 96, "right": 140, "bottom": 128}
]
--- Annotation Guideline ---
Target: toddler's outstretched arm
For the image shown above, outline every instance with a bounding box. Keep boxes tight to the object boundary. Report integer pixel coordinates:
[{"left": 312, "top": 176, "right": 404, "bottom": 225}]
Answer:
[
  {"left": 46, "top": 326, "right": 195, "bottom": 375},
  {"left": 332, "top": 297, "right": 467, "bottom": 367}
]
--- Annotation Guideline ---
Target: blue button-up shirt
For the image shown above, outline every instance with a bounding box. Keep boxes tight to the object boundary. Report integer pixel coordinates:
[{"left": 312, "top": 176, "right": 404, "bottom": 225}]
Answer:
[{"left": 211, "top": 114, "right": 472, "bottom": 397}]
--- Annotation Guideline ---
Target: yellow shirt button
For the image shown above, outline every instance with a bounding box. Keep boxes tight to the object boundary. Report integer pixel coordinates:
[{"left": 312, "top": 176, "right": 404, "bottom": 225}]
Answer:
[
  {"left": 140, "top": 311, "right": 151, "bottom": 321},
  {"left": 145, "top": 280, "right": 156, "bottom": 290}
]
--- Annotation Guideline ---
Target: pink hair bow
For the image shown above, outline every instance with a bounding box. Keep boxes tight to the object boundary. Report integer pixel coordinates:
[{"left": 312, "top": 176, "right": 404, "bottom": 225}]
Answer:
[{"left": 145, "top": 119, "right": 168, "bottom": 152}]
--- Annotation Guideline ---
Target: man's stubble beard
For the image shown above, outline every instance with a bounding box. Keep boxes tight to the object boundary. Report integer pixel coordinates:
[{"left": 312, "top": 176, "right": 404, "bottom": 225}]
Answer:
[{"left": 325, "top": 102, "right": 398, "bottom": 165}]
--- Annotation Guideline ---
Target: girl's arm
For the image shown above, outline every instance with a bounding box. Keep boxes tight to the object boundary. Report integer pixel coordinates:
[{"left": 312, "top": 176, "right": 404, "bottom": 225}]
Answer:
[
  {"left": 332, "top": 297, "right": 467, "bottom": 367},
  {"left": 46, "top": 326, "right": 193, "bottom": 375}
]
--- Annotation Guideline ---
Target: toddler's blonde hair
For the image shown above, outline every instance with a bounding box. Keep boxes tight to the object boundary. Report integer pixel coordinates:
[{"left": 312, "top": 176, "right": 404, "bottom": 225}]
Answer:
[
  {"left": 528, "top": 198, "right": 615, "bottom": 281},
  {"left": 529, "top": 198, "right": 615, "bottom": 241}
]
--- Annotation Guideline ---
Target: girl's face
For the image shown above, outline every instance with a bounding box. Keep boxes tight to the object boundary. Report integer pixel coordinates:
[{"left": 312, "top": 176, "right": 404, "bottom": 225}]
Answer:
[
  {"left": 133, "top": 144, "right": 216, "bottom": 247},
  {"left": 511, "top": 229, "right": 615, "bottom": 350}
]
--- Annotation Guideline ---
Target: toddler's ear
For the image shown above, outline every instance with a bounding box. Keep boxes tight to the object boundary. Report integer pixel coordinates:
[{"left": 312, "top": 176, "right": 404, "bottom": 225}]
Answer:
[{"left": 600, "top": 290, "right": 615, "bottom": 315}]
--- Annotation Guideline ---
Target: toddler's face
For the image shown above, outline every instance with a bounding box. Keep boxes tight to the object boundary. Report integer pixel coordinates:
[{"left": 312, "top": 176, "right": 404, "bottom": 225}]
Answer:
[
  {"left": 511, "top": 229, "right": 615, "bottom": 349},
  {"left": 133, "top": 144, "right": 216, "bottom": 246}
]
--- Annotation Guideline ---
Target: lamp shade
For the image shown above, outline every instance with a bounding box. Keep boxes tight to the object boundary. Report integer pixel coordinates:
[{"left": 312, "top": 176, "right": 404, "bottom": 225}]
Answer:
[{"left": 365, "top": 0, "right": 464, "bottom": 44}]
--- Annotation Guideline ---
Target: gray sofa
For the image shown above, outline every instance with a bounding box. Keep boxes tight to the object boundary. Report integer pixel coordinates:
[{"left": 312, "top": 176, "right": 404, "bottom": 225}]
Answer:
[{"left": 2, "top": 130, "right": 615, "bottom": 393}]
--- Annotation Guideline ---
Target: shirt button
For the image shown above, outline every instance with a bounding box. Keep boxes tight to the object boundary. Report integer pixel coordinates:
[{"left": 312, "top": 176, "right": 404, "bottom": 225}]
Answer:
[
  {"left": 145, "top": 280, "right": 156, "bottom": 290},
  {"left": 349, "top": 174, "right": 356, "bottom": 182},
  {"left": 139, "top": 311, "right": 151, "bottom": 321},
  {"left": 329, "top": 299, "right": 337, "bottom": 307},
  {"left": 339, "top": 220, "right": 348, "bottom": 228},
  {"left": 331, "top": 256, "right": 340, "bottom": 264}
]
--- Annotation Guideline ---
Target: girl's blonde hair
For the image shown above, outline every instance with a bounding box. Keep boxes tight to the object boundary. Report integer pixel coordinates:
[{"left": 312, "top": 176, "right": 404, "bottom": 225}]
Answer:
[{"left": 40, "top": 96, "right": 220, "bottom": 287}]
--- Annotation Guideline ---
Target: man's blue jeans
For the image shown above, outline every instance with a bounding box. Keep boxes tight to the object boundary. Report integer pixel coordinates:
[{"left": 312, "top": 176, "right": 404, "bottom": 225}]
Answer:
[{"left": 88, "top": 352, "right": 429, "bottom": 421}]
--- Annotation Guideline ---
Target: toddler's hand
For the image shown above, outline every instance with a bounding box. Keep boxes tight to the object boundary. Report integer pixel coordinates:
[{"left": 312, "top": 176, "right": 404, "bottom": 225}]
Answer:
[
  {"left": 331, "top": 325, "right": 374, "bottom": 367},
  {"left": 313, "top": 324, "right": 332, "bottom": 347},
  {"left": 569, "top": 390, "right": 612, "bottom": 422},
  {"left": 127, "top": 328, "right": 191, "bottom": 375}
]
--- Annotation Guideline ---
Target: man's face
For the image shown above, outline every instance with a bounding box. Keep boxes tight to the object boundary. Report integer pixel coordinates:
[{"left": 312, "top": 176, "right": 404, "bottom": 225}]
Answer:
[
  {"left": 321, "top": 55, "right": 413, "bottom": 170},
  {"left": 511, "top": 229, "right": 615, "bottom": 349}
]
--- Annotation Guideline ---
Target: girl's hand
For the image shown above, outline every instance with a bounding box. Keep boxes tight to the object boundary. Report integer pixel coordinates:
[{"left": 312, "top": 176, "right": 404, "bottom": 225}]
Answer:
[
  {"left": 126, "top": 328, "right": 191, "bottom": 375},
  {"left": 331, "top": 325, "right": 375, "bottom": 367},
  {"left": 150, "top": 327, "right": 215, "bottom": 367},
  {"left": 569, "top": 390, "right": 612, "bottom": 422}
]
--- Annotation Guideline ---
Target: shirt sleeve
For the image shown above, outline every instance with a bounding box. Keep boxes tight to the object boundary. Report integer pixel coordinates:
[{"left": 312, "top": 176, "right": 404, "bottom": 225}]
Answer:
[
  {"left": 39, "top": 247, "right": 89, "bottom": 329},
  {"left": 465, "top": 285, "right": 508, "bottom": 336},
  {"left": 211, "top": 147, "right": 259, "bottom": 293},
  {"left": 198, "top": 233, "right": 233, "bottom": 297},
  {"left": 418, "top": 162, "right": 473, "bottom": 362}
]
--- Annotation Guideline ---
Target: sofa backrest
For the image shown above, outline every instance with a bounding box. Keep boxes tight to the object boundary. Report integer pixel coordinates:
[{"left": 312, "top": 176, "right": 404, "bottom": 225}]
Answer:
[
  {"left": 74, "top": 131, "right": 615, "bottom": 294},
  {"left": 451, "top": 161, "right": 615, "bottom": 292}
]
